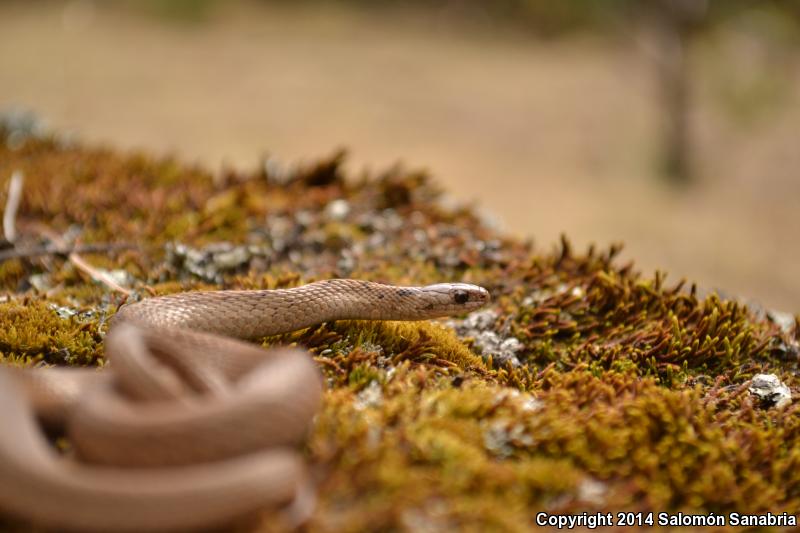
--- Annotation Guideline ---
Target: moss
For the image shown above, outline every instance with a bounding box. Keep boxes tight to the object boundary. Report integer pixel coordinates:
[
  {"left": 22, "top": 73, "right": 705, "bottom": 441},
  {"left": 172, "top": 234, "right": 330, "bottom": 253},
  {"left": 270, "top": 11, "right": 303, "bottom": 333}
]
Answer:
[
  {"left": 331, "top": 320, "right": 487, "bottom": 372},
  {"left": 1, "top": 128, "right": 798, "bottom": 531},
  {"left": 506, "top": 244, "right": 790, "bottom": 386},
  {"left": 0, "top": 300, "right": 104, "bottom": 366}
]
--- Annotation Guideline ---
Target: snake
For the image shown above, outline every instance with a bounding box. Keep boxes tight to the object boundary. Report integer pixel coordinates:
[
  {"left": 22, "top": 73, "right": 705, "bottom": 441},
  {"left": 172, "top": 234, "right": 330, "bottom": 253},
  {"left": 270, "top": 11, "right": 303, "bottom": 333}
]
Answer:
[{"left": 0, "top": 279, "right": 490, "bottom": 532}]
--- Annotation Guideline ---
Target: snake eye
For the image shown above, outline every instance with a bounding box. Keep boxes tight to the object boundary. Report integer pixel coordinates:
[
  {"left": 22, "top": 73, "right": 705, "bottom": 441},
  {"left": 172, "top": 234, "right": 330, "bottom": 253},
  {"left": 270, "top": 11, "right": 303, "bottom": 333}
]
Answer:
[{"left": 453, "top": 290, "right": 469, "bottom": 304}]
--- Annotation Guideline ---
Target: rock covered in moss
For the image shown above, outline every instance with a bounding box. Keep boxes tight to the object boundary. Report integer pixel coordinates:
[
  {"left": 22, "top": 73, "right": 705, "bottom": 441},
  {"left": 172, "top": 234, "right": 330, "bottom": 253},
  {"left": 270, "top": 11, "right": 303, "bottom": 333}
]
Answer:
[{"left": 1, "top": 120, "right": 799, "bottom": 532}]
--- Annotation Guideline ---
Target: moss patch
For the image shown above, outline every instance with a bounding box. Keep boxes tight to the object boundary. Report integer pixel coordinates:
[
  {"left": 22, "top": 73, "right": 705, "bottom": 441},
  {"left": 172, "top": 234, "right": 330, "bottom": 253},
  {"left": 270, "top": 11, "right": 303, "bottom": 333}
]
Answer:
[{"left": 1, "top": 123, "right": 798, "bottom": 531}]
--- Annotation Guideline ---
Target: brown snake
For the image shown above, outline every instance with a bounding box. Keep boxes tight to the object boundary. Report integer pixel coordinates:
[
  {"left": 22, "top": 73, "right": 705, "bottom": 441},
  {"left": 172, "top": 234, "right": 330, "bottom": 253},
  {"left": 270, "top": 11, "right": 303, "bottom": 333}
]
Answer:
[{"left": 0, "top": 279, "right": 490, "bottom": 532}]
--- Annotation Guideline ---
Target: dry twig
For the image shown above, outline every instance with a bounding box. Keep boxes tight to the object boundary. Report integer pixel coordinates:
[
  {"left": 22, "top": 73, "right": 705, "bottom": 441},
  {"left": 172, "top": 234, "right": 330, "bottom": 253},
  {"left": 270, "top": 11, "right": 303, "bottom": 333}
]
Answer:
[
  {"left": 66, "top": 249, "right": 131, "bottom": 296},
  {"left": 33, "top": 225, "right": 132, "bottom": 297},
  {"left": 0, "top": 242, "right": 135, "bottom": 261},
  {"left": 3, "top": 170, "right": 24, "bottom": 243}
]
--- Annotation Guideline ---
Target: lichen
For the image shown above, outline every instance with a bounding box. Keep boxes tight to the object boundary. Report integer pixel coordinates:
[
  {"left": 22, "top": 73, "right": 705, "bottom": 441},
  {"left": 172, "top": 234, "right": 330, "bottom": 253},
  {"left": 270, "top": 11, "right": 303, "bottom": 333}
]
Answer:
[{"left": 1, "top": 123, "right": 798, "bottom": 531}]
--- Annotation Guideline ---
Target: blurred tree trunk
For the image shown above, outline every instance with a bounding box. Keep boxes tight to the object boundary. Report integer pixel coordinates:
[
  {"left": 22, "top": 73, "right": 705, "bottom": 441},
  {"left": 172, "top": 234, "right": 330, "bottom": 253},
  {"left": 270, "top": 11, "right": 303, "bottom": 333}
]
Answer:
[{"left": 650, "top": 0, "right": 708, "bottom": 185}]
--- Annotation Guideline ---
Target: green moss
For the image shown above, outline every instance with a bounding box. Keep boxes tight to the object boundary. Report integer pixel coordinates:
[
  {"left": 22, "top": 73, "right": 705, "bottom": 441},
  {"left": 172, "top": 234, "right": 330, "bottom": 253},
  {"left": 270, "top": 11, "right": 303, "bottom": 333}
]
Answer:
[
  {"left": 0, "top": 130, "right": 798, "bottom": 531},
  {"left": 0, "top": 300, "right": 104, "bottom": 366},
  {"left": 334, "top": 320, "right": 487, "bottom": 372},
  {"left": 507, "top": 245, "right": 789, "bottom": 386}
]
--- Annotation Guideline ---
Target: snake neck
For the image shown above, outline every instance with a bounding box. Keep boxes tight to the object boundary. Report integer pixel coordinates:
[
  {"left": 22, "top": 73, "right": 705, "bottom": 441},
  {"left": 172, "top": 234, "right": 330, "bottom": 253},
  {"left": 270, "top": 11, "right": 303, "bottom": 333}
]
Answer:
[{"left": 263, "top": 280, "right": 445, "bottom": 326}]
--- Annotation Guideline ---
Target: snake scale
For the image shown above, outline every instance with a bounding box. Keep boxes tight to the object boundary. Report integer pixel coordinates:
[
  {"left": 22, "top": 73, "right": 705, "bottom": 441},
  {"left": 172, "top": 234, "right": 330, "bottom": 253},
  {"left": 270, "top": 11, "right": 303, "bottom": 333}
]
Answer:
[{"left": 0, "top": 279, "right": 490, "bottom": 532}]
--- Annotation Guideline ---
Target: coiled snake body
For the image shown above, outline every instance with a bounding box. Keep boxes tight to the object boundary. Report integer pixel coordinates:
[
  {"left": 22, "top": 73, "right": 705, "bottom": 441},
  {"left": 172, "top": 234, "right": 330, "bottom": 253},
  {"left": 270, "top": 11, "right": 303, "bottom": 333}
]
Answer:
[{"left": 0, "top": 279, "right": 490, "bottom": 532}]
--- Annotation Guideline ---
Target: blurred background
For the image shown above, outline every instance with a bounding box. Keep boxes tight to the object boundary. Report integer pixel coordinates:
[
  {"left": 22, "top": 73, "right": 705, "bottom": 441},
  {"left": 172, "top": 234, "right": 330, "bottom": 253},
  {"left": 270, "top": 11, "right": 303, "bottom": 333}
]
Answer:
[{"left": 0, "top": 0, "right": 797, "bottom": 310}]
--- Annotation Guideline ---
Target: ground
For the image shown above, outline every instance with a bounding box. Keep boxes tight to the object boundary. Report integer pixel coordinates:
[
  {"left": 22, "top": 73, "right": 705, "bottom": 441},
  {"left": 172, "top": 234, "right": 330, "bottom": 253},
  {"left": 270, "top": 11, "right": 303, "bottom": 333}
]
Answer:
[{"left": 0, "top": 122, "right": 798, "bottom": 531}]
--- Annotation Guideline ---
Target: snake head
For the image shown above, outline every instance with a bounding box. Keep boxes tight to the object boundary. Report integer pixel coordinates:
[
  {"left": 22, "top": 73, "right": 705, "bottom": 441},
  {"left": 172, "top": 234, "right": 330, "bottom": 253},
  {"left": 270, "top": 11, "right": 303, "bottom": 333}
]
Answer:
[{"left": 416, "top": 283, "right": 490, "bottom": 317}]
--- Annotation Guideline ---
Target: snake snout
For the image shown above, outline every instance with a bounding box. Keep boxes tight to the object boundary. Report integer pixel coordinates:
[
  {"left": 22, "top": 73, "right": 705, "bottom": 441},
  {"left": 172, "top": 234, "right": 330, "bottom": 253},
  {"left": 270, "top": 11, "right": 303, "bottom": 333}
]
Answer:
[
  {"left": 455, "top": 284, "right": 490, "bottom": 310},
  {"left": 422, "top": 282, "right": 490, "bottom": 314}
]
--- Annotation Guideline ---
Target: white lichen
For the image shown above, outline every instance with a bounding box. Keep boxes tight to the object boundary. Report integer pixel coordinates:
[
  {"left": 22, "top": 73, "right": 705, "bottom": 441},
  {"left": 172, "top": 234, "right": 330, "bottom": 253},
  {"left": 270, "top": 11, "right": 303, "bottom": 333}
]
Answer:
[
  {"left": 355, "top": 380, "right": 384, "bottom": 410},
  {"left": 448, "top": 309, "right": 524, "bottom": 368},
  {"left": 748, "top": 374, "right": 792, "bottom": 409}
]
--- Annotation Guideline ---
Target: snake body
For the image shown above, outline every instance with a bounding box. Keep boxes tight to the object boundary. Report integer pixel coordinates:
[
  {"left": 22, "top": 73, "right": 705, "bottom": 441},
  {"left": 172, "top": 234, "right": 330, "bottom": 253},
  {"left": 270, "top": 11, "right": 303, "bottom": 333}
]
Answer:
[{"left": 0, "top": 279, "right": 490, "bottom": 532}]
